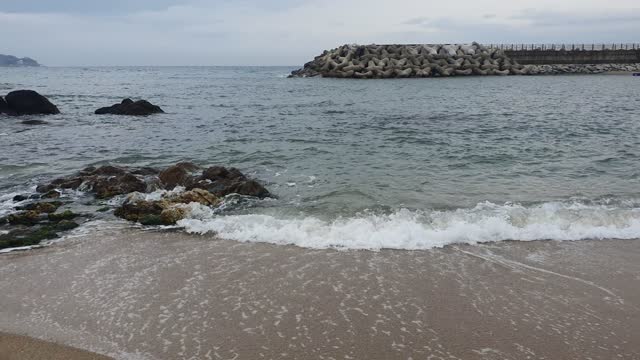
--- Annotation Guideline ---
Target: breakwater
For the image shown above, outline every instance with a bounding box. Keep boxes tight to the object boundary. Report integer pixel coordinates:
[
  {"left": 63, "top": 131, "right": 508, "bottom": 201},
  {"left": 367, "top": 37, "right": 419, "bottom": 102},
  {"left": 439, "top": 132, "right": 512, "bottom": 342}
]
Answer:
[{"left": 289, "top": 43, "right": 640, "bottom": 78}]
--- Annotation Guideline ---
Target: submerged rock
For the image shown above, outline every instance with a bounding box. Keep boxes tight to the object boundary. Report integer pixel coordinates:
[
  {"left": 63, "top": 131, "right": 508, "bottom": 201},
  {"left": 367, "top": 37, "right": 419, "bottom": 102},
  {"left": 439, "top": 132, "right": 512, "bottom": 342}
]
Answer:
[
  {"left": 95, "top": 98, "right": 164, "bottom": 116},
  {"left": 2, "top": 90, "right": 60, "bottom": 115}
]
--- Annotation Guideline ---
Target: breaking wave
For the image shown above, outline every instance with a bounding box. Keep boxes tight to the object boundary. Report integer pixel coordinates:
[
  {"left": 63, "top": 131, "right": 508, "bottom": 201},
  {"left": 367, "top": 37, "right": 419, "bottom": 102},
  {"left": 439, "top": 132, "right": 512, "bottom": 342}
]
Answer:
[{"left": 178, "top": 200, "right": 640, "bottom": 250}]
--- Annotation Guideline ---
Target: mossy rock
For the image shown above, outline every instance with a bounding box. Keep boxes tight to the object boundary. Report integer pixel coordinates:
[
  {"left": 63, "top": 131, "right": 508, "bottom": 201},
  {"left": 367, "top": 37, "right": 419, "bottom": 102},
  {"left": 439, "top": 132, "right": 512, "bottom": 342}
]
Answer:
[
  {"left": 0, "top": 227, "right": 59, "bottom": 250},
  {"left": 41, "top": 190, "right": 62, "bottom": 199},
  {"left": 16, "top": 201, "right": 63, "bottom": 214},
  {"left": 54, "top": 220, "right": 79, "bottom": 231},
  {"left": 96, "top": 206, "right": 111, "bottom": 213},
  {"left": 48, "top": 210, "right": 78, "bottom": 222},
  {"left": 7, "top": 211, "right": 42, "bottom": 226},
  {"left": 138, "top": 214, "right": 165, "bottom": 226}
]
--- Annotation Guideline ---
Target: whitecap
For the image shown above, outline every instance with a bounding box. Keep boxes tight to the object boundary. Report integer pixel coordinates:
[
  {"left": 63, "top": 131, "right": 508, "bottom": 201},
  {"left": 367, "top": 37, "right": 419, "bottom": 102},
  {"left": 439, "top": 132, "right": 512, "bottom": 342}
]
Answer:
[{"left": 178, "top": 200, "right": 640, "bottom": 250}]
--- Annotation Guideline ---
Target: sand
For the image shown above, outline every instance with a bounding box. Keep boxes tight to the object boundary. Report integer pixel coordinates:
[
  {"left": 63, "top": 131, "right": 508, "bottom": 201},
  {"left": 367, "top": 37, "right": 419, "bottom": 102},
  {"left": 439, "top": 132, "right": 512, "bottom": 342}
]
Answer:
[
  {"left": 0, "top": 332, "right": 112, "bottom": 360},
  {"left": 1, "top": 227, "right": 639, "bottom": 359}
]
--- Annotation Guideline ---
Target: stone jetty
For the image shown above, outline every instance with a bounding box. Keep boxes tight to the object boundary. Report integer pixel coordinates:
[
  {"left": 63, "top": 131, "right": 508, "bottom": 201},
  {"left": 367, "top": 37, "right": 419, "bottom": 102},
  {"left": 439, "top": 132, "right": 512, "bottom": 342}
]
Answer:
[{"left": 289, "top": 42, "right": 640, "bottom": 78}]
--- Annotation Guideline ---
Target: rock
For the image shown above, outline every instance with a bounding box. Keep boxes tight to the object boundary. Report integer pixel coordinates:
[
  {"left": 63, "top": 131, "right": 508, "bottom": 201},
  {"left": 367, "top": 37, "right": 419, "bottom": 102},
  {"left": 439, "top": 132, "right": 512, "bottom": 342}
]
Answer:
[
  {"left": 0, "top": 227, "right": 58, "bottom": 250},
  {"left": 92, "top": 173, "right": 146, "bottom": 199},
  {"left": 41, "top": 190, "right": 61, "bottom": 199},
  {"left": 4, "top": 90, "right": 60, "bottom": 115},
  {"left": 48, "top": 210, "right": 78, "bottom": 222},
  {"left": 202, "top": 166, "right": 244, "bottom": 181},
  {"left": 188, "top": 166, "right": 270, "bottom": 198},
  {"left": 95, "top": 98, "right": 164, "bottom": 116},
  {"left": 21, "top": 120, "right": 48, "bottom": 125},
  {"left": 160, "top": 207, "right": 188, "bottom": 225},
  {"left": 0, "top": 97, "right": 8, "bottom": 114},
  {"left": 12, "top": 195, "right": 28, "bottom": 202},
  {"left": 171, "top": 188, "right": 220, "bottom": 206},
  {"left": 54, "top": 220, "right": 79, "bottom": 231},
  {"left": 114, "top": 188, "right": 219, "bottom": 225},
  {"left": 114, "top": 197, "right": 165, "bottom": 223},
  {"left": 8, "top": 211, "right": 43, "bottom": 226},
  {"left": 17, "top": 201, "right": 62, "bottom": 214},
  {"left": 139, "top": 214, "right": 165, "bottom": 226},
  {"left": 223, "top": 179, "right": 271, "bottom": 198},
  {"left": 38, "top": 165, "right": 148, "bottom": 199},
  {"left": 159, "top": 162, "right": 199, "bottom": 190}
]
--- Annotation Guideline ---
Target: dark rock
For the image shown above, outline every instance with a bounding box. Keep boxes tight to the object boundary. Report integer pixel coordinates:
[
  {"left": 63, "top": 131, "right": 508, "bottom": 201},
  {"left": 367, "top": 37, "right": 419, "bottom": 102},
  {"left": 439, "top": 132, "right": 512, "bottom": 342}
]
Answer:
[
  {"left": 16, "top": 201, "right": 62, "bottom": 214},
  {"left": 41, "top": 190, "right": 61, "bottom": 199},
  {"left": 0, "top": 97, "right": 8, "bottom": 114},
  {"left": 223, "top": 179, "right": 271, "bottom": 198},
  {"left": 7, "top": 211, "right": 43, "bottom": 226},
  {"left": 159, "top": 162, "right": 199, "bottom": 190},
  {"left": 54, "top": 220, "right": 79, "bottom": 231},
  {"left": 114, "top": 198, "right": 164, "bottom": 223},
  {"left": 37, "top": 163, "right": 271, "bottom": 204},
  {"left": 21, "top": 120, "right": 48, "bottom": 125},
  {"left": 188, "top": 166, "right": 271, "bottom": 198},
  {"left": 131, "top": 167, "right": 160, "bottom": 176},
  {"left": 4, "top": 90, "right": 60, "bottom": 115},
  {"left": 0, "top": 227, "right": 58, "bottom": 250},
  {"left": 201, "top": 166, "right": 245, "bottom": 181},
  {"left": 48, "top": 210, "right": 78, "bottom": 222},
  {"left": 95, "top": 98, "right": 164, "bottom": 116},
  {"left": 12, "top": 195, "right": 28, "bottom": 202},
  {"left": 114, "top": 188, "right": 219, "bottom": 225},
  {"left": 37, "top": 165, "right": 147, "bottom": 199},
  {"left": 92, "top": 165, "right": 126, "bottom": 176},
  {"left": 92, "top": 173, "right": 146, "bottom": 199}
]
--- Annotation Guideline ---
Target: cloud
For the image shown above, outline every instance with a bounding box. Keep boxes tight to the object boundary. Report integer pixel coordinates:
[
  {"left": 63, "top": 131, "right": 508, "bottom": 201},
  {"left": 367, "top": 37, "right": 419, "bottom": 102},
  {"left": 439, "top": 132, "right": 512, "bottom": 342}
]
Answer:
[{"left": 0, "top": 0, "right": 638, "bottom": 65}]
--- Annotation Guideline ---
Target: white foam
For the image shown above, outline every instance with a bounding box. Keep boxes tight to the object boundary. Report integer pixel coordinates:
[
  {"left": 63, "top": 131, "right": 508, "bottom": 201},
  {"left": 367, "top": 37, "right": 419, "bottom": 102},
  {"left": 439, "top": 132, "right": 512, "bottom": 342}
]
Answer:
[{"left": 178, "top": 201, "right": 640, "bottom": 250}]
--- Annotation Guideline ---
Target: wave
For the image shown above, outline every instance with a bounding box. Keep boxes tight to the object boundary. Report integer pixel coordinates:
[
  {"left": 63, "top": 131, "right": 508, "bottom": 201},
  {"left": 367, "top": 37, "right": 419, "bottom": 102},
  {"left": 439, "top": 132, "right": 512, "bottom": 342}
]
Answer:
[{"left": 178, "top": 200, "right": 640, "bottom": 250}]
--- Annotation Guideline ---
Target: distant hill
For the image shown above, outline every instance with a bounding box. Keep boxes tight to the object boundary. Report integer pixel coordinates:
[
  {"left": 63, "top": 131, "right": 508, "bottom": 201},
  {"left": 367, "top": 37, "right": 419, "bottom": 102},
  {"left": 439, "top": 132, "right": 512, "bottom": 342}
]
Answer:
[{"left": 0, "top": 54, "right": 40, "bottom": 67}]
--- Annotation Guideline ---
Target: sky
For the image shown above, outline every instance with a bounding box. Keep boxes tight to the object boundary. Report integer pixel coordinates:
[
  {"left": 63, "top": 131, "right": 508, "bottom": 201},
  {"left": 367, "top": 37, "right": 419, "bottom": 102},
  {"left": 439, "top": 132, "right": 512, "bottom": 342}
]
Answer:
[{"left": 0, "top": 0, "right": 638, "bottom": 66}]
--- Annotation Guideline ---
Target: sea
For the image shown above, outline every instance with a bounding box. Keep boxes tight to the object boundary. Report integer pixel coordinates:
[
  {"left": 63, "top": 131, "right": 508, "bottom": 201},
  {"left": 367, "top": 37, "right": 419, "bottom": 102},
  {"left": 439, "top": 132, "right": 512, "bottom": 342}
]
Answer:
[{"left": 1, "top": 66, "right": 639, "bottom": 250}]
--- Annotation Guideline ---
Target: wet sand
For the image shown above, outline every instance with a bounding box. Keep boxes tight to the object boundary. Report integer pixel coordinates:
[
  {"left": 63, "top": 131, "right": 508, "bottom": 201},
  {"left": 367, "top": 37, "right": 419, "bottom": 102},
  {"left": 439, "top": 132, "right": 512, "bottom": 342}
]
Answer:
[
  {"left": 0, "top": 332, "right": 112, "bottom": 360},
  {"left": 1, "top": 228, "right": 639, "bottom": 359}
]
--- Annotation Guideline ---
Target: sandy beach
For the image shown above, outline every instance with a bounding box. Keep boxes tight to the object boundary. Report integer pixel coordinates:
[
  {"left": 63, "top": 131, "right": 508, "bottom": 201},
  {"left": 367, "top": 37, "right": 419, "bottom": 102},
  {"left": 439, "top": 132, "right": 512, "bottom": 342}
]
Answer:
[
  {"left": 0, "top": 228, "right": 639, "bottom": 359},
  {"left": 0, "top": 332, "right": 112, "bottom": 360}
]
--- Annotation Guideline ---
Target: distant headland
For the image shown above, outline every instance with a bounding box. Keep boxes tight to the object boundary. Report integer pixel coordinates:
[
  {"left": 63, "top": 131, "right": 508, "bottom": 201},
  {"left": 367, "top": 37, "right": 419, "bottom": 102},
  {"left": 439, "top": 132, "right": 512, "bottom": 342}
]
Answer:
[{"left": 0, "top": 54, "right": 40, "bottom": 67}]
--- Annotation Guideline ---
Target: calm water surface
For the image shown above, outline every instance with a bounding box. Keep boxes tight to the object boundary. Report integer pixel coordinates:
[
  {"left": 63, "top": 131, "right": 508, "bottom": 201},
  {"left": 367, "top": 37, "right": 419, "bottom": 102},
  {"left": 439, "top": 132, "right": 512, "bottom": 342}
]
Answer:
[{"left": 1, "top": 67, "right": 639, "bottom": 249}]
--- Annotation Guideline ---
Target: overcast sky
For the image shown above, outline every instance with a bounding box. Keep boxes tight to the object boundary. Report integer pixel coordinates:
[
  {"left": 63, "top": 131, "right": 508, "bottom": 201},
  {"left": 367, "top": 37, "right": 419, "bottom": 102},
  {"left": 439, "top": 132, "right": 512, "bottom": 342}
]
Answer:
[{"left": 1, "top": 0, "right": 638, "bottom": 66}]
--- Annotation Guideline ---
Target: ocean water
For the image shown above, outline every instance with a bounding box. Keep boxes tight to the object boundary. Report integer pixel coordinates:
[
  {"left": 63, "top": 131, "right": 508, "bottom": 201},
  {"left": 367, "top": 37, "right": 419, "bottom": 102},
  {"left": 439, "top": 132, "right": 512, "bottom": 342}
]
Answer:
[{"left": 1, "top": 66, "right": 639, "bottom": 249}]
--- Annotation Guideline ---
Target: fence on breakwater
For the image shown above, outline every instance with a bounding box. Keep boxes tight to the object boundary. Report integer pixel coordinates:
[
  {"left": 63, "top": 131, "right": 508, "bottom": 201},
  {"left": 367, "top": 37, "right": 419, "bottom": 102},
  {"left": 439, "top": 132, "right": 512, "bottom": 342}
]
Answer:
[{"left": 485, "top": 43, "right": 640, "bottom": 65}]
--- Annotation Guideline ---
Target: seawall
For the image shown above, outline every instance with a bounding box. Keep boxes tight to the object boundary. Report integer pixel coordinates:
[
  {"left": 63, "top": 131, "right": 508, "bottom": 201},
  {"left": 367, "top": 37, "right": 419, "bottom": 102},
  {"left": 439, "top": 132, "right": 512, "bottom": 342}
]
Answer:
[{"left": 289, "top": 43, "right": 640, "bottom": 78}]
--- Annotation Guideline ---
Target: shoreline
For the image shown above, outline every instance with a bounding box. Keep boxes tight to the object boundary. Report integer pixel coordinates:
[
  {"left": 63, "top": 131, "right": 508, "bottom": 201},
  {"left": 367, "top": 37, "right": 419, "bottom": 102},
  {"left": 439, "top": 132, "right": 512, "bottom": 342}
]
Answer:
[{"left": 2, "top": 229, "right": 640, "bottom": 359}]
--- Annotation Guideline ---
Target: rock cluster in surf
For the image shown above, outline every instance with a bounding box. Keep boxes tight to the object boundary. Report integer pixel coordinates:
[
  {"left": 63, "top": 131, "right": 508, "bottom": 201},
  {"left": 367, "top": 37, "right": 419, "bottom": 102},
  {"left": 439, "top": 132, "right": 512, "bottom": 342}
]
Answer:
[
  {"left": 289, "top": 43, "right": 640, "bottom": 78},
  {"left": 1, "top": 162, "right": 271, "bottom": 250}
]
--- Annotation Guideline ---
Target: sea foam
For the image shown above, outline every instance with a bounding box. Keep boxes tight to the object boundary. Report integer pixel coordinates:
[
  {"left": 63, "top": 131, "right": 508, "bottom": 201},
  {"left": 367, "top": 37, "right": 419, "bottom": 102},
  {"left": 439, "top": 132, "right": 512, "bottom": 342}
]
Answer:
[{"left": 178, "top": 200, "right": 640, "bottom": 250}]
